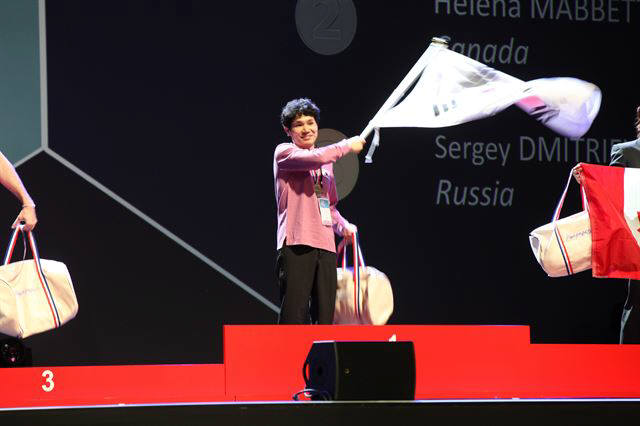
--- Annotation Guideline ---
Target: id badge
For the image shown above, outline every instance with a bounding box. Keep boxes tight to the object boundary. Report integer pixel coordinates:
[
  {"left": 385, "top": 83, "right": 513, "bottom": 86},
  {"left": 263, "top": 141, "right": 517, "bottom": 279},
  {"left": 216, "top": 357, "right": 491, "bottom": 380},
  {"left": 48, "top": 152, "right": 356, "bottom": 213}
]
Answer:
[{"left": 318, "top": 197, "right": 332, "bottom": 226}]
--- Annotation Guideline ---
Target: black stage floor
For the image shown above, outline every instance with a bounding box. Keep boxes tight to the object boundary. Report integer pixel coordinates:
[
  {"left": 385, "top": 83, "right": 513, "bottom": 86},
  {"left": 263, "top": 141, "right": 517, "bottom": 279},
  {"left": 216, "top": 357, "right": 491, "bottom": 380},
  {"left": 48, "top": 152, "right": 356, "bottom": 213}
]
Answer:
[{"left": 2, "top": 399, "right": 640, "bottom": 426}]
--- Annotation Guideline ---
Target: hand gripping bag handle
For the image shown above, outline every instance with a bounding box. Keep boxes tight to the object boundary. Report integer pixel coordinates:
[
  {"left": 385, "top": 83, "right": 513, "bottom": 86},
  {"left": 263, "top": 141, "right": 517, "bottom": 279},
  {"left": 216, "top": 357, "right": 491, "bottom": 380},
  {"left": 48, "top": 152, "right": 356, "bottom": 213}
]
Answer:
[{"left": 551, "top": 167, "right": 589, "bottom": 223}]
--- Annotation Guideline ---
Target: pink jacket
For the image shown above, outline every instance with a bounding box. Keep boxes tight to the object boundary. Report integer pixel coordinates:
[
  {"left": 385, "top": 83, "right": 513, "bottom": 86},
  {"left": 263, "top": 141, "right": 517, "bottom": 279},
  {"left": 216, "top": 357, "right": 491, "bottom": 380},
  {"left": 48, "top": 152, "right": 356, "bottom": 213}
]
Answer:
[{"left": 274, "top": 140, "right": 352, "bottom": 252}]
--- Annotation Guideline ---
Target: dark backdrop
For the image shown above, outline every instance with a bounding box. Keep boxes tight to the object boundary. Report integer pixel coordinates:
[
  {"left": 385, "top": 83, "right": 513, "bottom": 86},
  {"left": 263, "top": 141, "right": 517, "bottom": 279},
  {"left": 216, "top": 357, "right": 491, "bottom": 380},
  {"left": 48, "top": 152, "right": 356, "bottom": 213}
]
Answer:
[{"left": 3, "top": 0, "right": 638, "bottom": 365}]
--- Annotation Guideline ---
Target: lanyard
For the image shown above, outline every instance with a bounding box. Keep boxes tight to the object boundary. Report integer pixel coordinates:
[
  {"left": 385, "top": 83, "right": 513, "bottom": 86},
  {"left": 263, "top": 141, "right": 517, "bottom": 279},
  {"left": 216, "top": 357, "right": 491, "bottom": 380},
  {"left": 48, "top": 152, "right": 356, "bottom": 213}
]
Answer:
[{"left": 312, "top": 169, "right": 323, "bottom": 188}]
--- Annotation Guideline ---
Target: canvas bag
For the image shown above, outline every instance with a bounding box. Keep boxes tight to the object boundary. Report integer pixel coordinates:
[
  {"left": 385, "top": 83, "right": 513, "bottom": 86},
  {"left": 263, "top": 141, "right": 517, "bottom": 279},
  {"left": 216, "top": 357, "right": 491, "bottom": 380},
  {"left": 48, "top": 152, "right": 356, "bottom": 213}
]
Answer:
[
  {"left": 333, "top": 233, "right": 393, "bottom": 325},
  {"left": 529, "top": 171, "right": 592, "bottom": 277},
  {"left": 0, "top": 227, "right": 78, "bottom": 338}
]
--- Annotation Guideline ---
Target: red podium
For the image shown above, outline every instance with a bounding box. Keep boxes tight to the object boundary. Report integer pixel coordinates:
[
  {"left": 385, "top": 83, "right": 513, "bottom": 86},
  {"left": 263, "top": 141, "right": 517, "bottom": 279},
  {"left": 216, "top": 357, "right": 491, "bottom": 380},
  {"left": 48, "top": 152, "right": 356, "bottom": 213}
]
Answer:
[{"left": 2, "top": 325, "right": 640, "bottom": 408}]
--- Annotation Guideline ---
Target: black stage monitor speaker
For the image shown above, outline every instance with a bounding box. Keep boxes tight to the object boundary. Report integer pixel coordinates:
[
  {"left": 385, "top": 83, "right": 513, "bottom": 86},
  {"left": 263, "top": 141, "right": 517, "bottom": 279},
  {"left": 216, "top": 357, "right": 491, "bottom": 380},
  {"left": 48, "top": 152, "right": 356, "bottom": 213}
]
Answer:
[{"left": 303, "top": 341, "right": 416, "bottom": 401}]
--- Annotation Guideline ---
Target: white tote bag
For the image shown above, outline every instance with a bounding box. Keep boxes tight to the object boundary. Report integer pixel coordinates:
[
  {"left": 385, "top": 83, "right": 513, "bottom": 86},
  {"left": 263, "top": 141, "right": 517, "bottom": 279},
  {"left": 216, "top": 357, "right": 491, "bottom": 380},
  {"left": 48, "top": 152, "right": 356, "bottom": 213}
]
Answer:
[
  {"left": 0, "top": 227, "right": 78, "bottom": 338},
  {"left": 529, "top": 171, "right": 592, "bottom": 277},
  {"left": 333, "top": 233, "right": 393, "bottom": 325}
]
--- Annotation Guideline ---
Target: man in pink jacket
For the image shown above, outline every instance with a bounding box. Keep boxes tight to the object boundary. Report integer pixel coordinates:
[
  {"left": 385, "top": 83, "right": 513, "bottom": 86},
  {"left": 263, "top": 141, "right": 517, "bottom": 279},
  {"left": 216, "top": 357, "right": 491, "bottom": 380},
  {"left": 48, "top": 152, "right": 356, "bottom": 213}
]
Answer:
[{"left": 274, "top": 98, "right": 366, "bottom": 324}]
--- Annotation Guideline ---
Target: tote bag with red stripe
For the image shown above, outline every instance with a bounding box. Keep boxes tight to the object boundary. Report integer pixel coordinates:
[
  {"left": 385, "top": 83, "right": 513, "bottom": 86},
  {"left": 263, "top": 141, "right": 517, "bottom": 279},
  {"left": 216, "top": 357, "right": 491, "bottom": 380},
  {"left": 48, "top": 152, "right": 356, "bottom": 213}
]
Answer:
[
  {"left": 529, "top": 170, "right": 592, "bottom": 277},
  {"left": 0, "top": 227, "right": 78, "bottom": 338},
  {"left": 333, "top": 233, "right": 394, "bottom": 325}
]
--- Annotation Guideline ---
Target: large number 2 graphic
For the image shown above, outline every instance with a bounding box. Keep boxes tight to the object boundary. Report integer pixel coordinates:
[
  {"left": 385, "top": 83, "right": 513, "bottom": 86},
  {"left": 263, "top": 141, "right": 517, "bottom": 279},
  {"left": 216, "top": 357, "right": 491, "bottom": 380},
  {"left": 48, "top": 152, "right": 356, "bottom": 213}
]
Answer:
[
  {"left": 41, "top": 370, "right": 55, "bottom": 392},
  {"left": 313, "top": 0, "right": 341, "bottom": 40}
]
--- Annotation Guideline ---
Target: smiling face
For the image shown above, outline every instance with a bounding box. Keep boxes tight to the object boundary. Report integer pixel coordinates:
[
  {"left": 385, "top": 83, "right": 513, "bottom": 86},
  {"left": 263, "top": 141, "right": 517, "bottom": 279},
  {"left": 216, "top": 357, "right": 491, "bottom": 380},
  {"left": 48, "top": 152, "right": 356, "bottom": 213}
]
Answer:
[{"left": 284, "top": 114, "right": 318, "bottom": 149}]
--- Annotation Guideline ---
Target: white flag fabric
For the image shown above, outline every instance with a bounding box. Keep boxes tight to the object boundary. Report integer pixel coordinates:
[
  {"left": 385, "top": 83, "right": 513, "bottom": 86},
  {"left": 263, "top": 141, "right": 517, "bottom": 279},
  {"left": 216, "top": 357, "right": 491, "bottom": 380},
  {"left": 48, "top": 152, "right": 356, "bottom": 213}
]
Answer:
[
  {"left": 369, "top": 48, "right": 601, "bottom": 157},
  {"left": 515, "top": 77, "right": 602, "bottom": 140}
]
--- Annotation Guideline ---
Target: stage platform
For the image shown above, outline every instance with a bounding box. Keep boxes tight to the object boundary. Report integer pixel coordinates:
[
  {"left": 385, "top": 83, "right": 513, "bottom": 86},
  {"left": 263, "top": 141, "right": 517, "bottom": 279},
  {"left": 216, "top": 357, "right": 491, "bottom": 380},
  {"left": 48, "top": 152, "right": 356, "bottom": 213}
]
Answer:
[
  {"left": 2, "top": 325, "right": 640, "bottom": 424},
  {"left": 2, "top": 399, "right": 640, "bottom": 426}
]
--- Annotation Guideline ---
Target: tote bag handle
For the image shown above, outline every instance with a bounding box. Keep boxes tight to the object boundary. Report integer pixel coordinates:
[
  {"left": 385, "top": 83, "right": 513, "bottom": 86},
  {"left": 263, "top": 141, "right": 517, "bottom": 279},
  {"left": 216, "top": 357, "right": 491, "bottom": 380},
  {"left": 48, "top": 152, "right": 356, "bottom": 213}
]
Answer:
[
  {"left": 550, "top": 167, "right": 590, "bottom": 275},
  {"left": 551, "top": 166, "right": 589, "bottom": 224},
  {"left": 3, "top": 226, "right": 62, "bottom": 328},
  {"left": 337, "top": 232, "right": 366, "bottom": 320},
  {"left": 337, "top": 232, "right": 366, "bottom": 271}
]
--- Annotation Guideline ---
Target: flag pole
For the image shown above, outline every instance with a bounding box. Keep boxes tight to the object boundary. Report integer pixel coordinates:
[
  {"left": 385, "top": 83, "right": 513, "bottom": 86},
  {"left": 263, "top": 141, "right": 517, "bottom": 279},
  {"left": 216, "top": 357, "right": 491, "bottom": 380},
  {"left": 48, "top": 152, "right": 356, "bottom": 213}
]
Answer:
[{"left": 362, "top": 36, "right": 449, "bottom": 163}]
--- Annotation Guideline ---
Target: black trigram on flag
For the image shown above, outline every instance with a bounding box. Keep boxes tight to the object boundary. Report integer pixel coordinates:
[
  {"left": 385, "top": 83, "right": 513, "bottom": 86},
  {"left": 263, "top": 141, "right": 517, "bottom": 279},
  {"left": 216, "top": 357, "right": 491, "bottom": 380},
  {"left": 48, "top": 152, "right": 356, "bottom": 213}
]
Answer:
[
  {"left": 529, "top": 105, "right": 559, "bottom": 124},
  {"left": 433, "top": 99, "right": 458, "bottom": 117}
]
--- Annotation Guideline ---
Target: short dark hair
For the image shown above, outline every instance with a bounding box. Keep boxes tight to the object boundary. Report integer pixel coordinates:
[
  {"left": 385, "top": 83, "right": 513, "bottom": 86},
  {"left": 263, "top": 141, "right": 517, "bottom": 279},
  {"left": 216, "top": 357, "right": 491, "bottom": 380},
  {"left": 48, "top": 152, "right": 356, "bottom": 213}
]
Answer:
[{"left": 280, "top": 98, "right": 320, "bottom": 129}]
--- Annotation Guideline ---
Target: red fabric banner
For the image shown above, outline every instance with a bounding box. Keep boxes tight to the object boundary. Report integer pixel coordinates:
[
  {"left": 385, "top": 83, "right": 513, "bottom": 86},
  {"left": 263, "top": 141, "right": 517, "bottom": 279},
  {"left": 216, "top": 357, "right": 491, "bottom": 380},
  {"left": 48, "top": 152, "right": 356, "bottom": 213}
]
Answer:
[{"left": 581, "top": 163, "right": 640, "bottom": 279}]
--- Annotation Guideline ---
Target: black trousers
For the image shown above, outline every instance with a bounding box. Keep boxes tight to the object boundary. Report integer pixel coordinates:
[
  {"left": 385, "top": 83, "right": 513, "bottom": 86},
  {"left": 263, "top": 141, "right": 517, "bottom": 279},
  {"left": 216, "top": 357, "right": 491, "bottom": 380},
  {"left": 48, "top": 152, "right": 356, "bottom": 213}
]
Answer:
[
  {"left": 620, "top": 279, "right": 640, "bottom": 343},
  {"left": 276, "top": 244, "right": 337, "bottom": 325}
]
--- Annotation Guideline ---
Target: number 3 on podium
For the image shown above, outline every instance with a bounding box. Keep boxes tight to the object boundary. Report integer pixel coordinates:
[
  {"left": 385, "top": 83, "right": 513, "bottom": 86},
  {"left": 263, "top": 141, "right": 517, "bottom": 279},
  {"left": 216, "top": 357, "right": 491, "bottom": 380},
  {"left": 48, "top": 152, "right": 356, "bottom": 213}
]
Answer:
[{"left": 41, "top": 369, "right": 54, "bottom": 392}]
